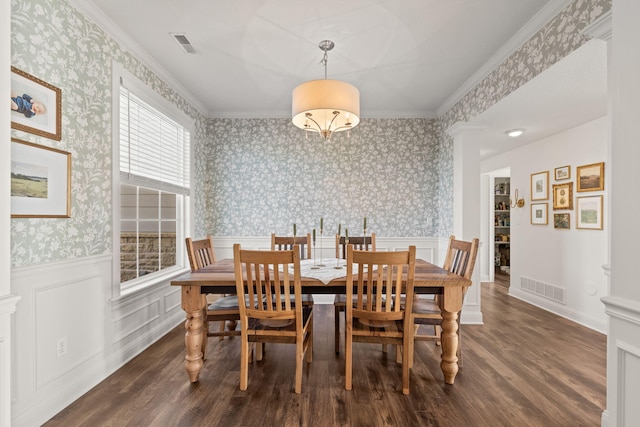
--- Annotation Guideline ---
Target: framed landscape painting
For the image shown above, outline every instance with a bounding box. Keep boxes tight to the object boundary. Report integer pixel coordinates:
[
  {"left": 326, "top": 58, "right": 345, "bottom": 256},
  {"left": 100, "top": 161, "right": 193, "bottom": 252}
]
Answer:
[
  {"left": 554, "top": 213, "right": 570, "bottom": 229},
  {"left": 530, "top": 171, "right": 549, "bottom": 201},
  {"left": 554, "top": 165, "right": 570, "bottom": 180},
  {"left": 11, "top": 66, "right": 62, "bottom": 141},
  {"left": 577, "top": 162, "right": 604, "bottom": 192},
  {"left": 576, "top": 195, "right": 603, "bottom": 230},
  {"left": 11, "top": 138, "right": 71, "bottom": 218}
]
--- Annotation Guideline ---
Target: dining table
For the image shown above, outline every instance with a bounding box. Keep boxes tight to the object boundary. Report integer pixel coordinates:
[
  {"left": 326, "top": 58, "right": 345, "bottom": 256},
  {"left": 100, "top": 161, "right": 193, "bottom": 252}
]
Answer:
[{"left": 170, "top": 258, "right": 471, "bottom": 385}]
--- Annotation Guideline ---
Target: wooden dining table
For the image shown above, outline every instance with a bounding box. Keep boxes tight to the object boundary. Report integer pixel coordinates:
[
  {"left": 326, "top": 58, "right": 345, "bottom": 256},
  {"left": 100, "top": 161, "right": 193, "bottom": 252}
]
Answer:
[{"left": 170, "top": 258, "right": 471, "bottom": 385}]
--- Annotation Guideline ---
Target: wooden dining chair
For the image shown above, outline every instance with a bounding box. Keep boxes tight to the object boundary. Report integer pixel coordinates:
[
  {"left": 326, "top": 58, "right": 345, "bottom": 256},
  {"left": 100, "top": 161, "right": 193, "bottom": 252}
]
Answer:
[
  {"left": 333, "top": 233, "right": 376, "bottom": 354},
  {"left": 409, "top": 235, "right": 479, "bottom": 368},
  {"left": 345, "top": 244, "right": 416, "bottom": 395},
  {"left": 271, "top": 233, "right": 314, "bottom": 306},
  {"left": 185, "top": 235, "right": 240, "bottom": 359},
  {"left": 233, "top": 243, "right": 313, "bottom": 394}
]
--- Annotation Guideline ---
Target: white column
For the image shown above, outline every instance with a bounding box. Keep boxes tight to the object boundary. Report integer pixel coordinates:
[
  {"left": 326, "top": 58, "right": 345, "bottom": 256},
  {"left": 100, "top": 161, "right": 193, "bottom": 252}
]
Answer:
[
  {"left": 446, "top": 122, "right": 485, "bottom": 325},
  {"left": 599, "top": 2, "right": 640, "bottom": 426}
]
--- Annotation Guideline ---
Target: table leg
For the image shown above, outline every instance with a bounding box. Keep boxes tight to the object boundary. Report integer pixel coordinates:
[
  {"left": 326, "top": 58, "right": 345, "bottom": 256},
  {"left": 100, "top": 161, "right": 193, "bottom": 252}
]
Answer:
[
  {"left": 440, "top": 286, "right": 464, "bottom": 384},
  {"left": 182, "top": 286, "right": 205, "bottom": 382}
]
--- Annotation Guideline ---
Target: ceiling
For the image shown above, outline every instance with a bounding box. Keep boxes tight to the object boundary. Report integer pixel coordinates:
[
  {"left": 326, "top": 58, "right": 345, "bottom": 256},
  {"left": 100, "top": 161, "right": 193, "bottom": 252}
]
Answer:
[{"left": 75, "top": 0, "right": 607, "bottom": 159}]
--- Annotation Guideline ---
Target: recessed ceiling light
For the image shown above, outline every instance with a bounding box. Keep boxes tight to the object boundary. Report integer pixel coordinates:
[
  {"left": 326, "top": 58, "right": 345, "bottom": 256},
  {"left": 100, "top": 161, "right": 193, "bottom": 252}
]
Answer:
[{"left": 506, "top": 128, "right": 525, "bottom": 138}]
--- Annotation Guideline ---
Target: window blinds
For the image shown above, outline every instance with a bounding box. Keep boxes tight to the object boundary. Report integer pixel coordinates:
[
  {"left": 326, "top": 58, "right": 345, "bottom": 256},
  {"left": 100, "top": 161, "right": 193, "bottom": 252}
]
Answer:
[{"left": 119, "top": 86, "right": 190, "bottom": 195}]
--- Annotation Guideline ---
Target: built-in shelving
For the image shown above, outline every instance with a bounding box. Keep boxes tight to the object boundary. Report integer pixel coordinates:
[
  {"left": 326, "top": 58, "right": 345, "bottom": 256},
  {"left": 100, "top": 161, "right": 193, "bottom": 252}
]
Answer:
[{"left": 494, "top": 178, "right": 510, "bottom": 275}]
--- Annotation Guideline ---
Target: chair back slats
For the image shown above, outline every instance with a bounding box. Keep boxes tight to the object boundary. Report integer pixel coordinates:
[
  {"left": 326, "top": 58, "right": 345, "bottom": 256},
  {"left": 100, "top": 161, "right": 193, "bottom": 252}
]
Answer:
[
  {"left": 271, "top": 233, "right": 312, "bottom": 260},
  {"left": 336, "top": 233, "right": 376, "bottom": 259},
  {"left": 347, "top": 245, "right": 416, "bottom": 323},
  {"left": 442, "top": 235, "right": 479, "bottom": 280},
  {"left": 234, "top": 244, "right": 300, "bottom": 319},
  {"left": 185, "top": 235, "right": 216, "bottom": 271}
]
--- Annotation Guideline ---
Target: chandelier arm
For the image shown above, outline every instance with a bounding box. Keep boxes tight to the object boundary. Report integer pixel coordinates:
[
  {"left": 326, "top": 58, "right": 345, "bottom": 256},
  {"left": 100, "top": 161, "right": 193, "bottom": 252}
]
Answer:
[
  {"left": 303, "top": 115, "right": 323, "bottom": 134},
  {"left": 326, "top": 112, "right": 340, "bottom": 132}
]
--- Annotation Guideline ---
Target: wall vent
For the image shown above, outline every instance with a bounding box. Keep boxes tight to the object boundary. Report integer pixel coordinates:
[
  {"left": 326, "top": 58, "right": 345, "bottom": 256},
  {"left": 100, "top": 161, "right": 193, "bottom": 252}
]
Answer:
[
  {"left": 520, "top": 276, "right": 566, "bottom": 304},
  {"left": 170, "top": 33, "right": 197, "bottom": 54}
]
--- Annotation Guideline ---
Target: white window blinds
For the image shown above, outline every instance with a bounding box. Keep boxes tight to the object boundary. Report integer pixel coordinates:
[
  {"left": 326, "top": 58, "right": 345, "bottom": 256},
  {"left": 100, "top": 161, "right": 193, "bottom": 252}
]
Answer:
[{"left": 119, "top": 86, "right": 190, "bottom": 195}]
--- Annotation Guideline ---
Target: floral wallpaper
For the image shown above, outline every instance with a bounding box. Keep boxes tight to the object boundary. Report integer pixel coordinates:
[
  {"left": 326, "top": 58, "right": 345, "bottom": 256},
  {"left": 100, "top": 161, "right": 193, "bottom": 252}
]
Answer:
[
  {"left": 10, "top": 0, "right": 208, "bottom": 267},
  {"left": 10, "top": 0, "right": 611, "bottom": 266},
  {"left": 205, "top": 118, "right": 441, "bottom": 237}
]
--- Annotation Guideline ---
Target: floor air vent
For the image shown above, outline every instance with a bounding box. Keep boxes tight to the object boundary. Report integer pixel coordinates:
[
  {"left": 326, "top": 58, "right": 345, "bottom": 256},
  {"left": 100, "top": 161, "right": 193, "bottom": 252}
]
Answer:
[{"left": 520, "top": 276, "right": 566, "bottom": 304}]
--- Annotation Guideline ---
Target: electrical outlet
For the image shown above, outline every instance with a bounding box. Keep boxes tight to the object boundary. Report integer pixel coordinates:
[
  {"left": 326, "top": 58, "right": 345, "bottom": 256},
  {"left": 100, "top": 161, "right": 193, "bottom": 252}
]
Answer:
[{"left": 57, "top": 336, "right": 67, "bottom": 358}]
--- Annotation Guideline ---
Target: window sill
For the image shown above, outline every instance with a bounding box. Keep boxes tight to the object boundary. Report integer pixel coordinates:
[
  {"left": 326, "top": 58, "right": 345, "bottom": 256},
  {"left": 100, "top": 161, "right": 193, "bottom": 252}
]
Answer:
[{"left": 111, "top": 266, "right": 190, "bottom": 309}]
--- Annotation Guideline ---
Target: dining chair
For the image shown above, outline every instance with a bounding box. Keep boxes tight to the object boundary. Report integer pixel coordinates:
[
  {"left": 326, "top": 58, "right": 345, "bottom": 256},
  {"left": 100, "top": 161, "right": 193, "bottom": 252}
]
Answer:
[
  {"left": 271, "top": 233, "right": 314, "bottom": 306},
  {"left": 185, "top": 235, "right": 240, "bottom": 359},
  {"left": 233, "top": 243, "right": 313, "bottom": 394},
  {"left": 409, "top": 235, "right": 479, "bottom": 368},
  {"left": 333, "top": 233, "right": 376, "bottom": 354},
  {"left": 344, "top": 244, "right": 416, "bottom": 395}
]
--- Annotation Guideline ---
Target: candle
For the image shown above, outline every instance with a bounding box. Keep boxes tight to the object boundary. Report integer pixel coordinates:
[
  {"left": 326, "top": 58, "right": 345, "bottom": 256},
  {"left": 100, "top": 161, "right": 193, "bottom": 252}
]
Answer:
[
  {"left": 364, "top": 216, "right": 367, "bottom": 230},
  {"left": 293, "top": 223, "right": 296, "bottom": 238},
  {"left": 320, "top": 217, "right": 324, "bottom": 233},
  {"left": 338, "top": 223, "right": 341, "bottom": 236},
  {"left": 313, "top": 228, "right": 316, "bottom": 243}
]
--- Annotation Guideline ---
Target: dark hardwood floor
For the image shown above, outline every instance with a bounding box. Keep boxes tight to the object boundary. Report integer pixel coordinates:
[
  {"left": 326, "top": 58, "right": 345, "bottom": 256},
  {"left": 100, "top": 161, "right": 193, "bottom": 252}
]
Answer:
[{"left": 45, "top": 282, "right": 606, "bottom": 427}]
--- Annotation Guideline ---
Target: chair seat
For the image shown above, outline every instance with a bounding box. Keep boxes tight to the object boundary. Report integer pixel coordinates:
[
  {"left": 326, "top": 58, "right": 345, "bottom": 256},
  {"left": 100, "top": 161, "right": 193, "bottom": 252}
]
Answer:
[
  {"left": 208, "top": 295, "right": 240, "bottom": 311},
  {"left": 249, "top": 306, "right": 313, "bottom": 332},
  {"left": 334, "top": 294, "right": 386, "bottom": 306}
]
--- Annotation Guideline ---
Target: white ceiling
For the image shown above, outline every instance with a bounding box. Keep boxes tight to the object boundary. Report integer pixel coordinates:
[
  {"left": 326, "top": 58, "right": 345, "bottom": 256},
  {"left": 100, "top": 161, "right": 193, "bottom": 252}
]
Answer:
[{"left": 74, "top": 0, "right": 607, "bottom": 159}]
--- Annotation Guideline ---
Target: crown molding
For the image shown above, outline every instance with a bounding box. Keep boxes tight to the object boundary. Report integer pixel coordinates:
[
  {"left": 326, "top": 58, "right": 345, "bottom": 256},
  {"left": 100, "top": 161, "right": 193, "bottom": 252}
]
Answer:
[
  {"left": 582, "top": 10, "right": 612, "bottom": 41},
  {"left": 69, "top": 0, "right": 208, "bottom": 116},
  {"left": 436, "top": 0, "right": 573, "bottom": 117}
]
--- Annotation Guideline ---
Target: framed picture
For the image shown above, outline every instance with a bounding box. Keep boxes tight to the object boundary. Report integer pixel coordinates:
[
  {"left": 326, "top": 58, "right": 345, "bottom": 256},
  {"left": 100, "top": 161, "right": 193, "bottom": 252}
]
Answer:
[
  {"left": 531, "top": 203, "right": 548, "bottom": 225},
  {"left": 11, "top": 138, "right": 71, "bottom": 218},
  {"left": 576, "top": 195, "right": 603, "bottom": 230},
  {"left": 530, "top": 171, "right": 549, "bottom": 201},
  {"left": 554, "top": 165, "right": 570, "bottom": 180},
  {"left": 554, "top": 213, "right": 570, "bottom": 229},
  {"left": 552, "top": 182, "right": 573, "bottom": 210},
  {"left": 577, "top": 162, "right": 604, "bottom": 192},
  {"left": 11, "top": 66, "right": 62, "bottom": 141}
]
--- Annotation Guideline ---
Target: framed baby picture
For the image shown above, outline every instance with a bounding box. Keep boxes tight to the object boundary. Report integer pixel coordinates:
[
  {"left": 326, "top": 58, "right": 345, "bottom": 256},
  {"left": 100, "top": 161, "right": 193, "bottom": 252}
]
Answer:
[{"left": 11, "top": 66, "right": 62, "bottom": 141}]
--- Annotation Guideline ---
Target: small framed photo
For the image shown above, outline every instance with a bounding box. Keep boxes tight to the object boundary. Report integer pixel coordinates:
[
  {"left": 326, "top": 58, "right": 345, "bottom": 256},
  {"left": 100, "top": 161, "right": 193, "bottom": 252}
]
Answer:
[
  {"left": 531, "top": 203, "right": 548, "bottom": 225},
  {"left": 576, "top": 195, "right": 603, "bottom": 230},
  {"left": 530, "top": 171, "right": 549, "bottom": 201},
  {"left": 11, "top": 138, "right": 71, "bottom": 218},
  {"left": 577, "top": 162, "right": 604, "bottom": 192},
  {"left": 11, "top": 66, "right": 62, "bottom": 141},
  {"left": 552, "top": 182, "right": 573, "bottom": 210},
  {"left": 554, "top": 213, "right": 570, "bottom": 229},
  {"left": 554, "top": 165, "right": 570, "bottom": 180}
]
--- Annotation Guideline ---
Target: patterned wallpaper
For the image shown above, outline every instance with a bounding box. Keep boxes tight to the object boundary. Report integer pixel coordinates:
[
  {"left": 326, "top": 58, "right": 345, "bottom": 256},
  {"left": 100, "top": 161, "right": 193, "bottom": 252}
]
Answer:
[
  {"left": 205, "top": 118, "right": 441, "bottom": 237},
  {"left": 9, "top": 0, "right": 611, "bottom": 267},
  {"left": 10, "top": 0, "right": 208, "bottom": 267}
]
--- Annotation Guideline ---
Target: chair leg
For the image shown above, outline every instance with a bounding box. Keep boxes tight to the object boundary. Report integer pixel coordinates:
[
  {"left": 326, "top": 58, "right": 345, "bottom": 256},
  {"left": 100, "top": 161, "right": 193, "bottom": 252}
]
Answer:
[
  {"left": 401, "top": 333, "right": 410, "bottom": 395},
  {"left": 201, "top": 302, "right": 208, "bottom": 361},
  {"left": 334, "top": 305, "right": 341, "bottom": 354},
  {"left": 295, "top": 337, "right": 303, "bottom": 394},
  {"left": 239, "top": 335, "right": 249, "bottom": 391},
  {"left": 345, "top": 320, "right": 353, "bottom": 391},
  {"left": 218, "top": 321, "right": 226, "bottom": 341}
]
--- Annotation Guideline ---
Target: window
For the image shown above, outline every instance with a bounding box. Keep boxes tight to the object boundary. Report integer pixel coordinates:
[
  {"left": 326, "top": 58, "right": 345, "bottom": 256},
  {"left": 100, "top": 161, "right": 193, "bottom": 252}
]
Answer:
[{"left": 114, "top": 67, "right": 192, "bottom": 290}]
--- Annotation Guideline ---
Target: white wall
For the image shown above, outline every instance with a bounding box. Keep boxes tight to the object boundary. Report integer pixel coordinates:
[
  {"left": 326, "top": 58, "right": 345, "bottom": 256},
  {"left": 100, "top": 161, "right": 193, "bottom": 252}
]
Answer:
[{"left": 482, "top": 116, "right": 609, "bottom": 333}]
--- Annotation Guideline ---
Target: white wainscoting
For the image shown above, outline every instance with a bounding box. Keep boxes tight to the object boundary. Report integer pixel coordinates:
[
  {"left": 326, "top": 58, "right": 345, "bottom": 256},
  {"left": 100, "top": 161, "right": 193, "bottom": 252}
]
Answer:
[
  {"left": 11, "top": 254, "right": 184, "bottom": 427},
  {"left": 0, "top": 294, "right": 20, "bottom": 427},
  {"left": 601, "top": 296, "right": 640, "bottom": 427}
]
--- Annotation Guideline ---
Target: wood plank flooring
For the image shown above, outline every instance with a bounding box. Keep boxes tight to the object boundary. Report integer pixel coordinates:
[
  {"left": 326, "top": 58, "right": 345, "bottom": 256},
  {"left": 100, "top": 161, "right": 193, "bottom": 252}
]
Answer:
[{"left": 44, "top": 282, "right": 606, "bottom": 426}]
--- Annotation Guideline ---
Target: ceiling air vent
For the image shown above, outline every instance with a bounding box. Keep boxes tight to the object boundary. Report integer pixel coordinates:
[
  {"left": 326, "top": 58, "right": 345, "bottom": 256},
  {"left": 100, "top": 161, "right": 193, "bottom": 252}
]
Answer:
[{"left": 170, "top": 33, "right": 197, "bottom": 54}]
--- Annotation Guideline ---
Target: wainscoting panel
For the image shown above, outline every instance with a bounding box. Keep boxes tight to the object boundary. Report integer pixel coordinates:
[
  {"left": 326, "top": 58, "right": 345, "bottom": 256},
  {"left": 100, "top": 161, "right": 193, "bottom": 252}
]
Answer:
[{"left": 11, "top": 254, "right": 185, "bottom": 426}]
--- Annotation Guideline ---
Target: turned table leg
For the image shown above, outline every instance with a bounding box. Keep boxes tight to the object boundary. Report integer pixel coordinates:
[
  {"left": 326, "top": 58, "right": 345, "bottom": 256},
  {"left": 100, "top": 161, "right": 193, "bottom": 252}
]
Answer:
[
  {"left": 440, "top": 286, "right": 464, "bottom": 384},
  {"left": 182, "top": 286, "right": 205, "bottom": 382}
]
